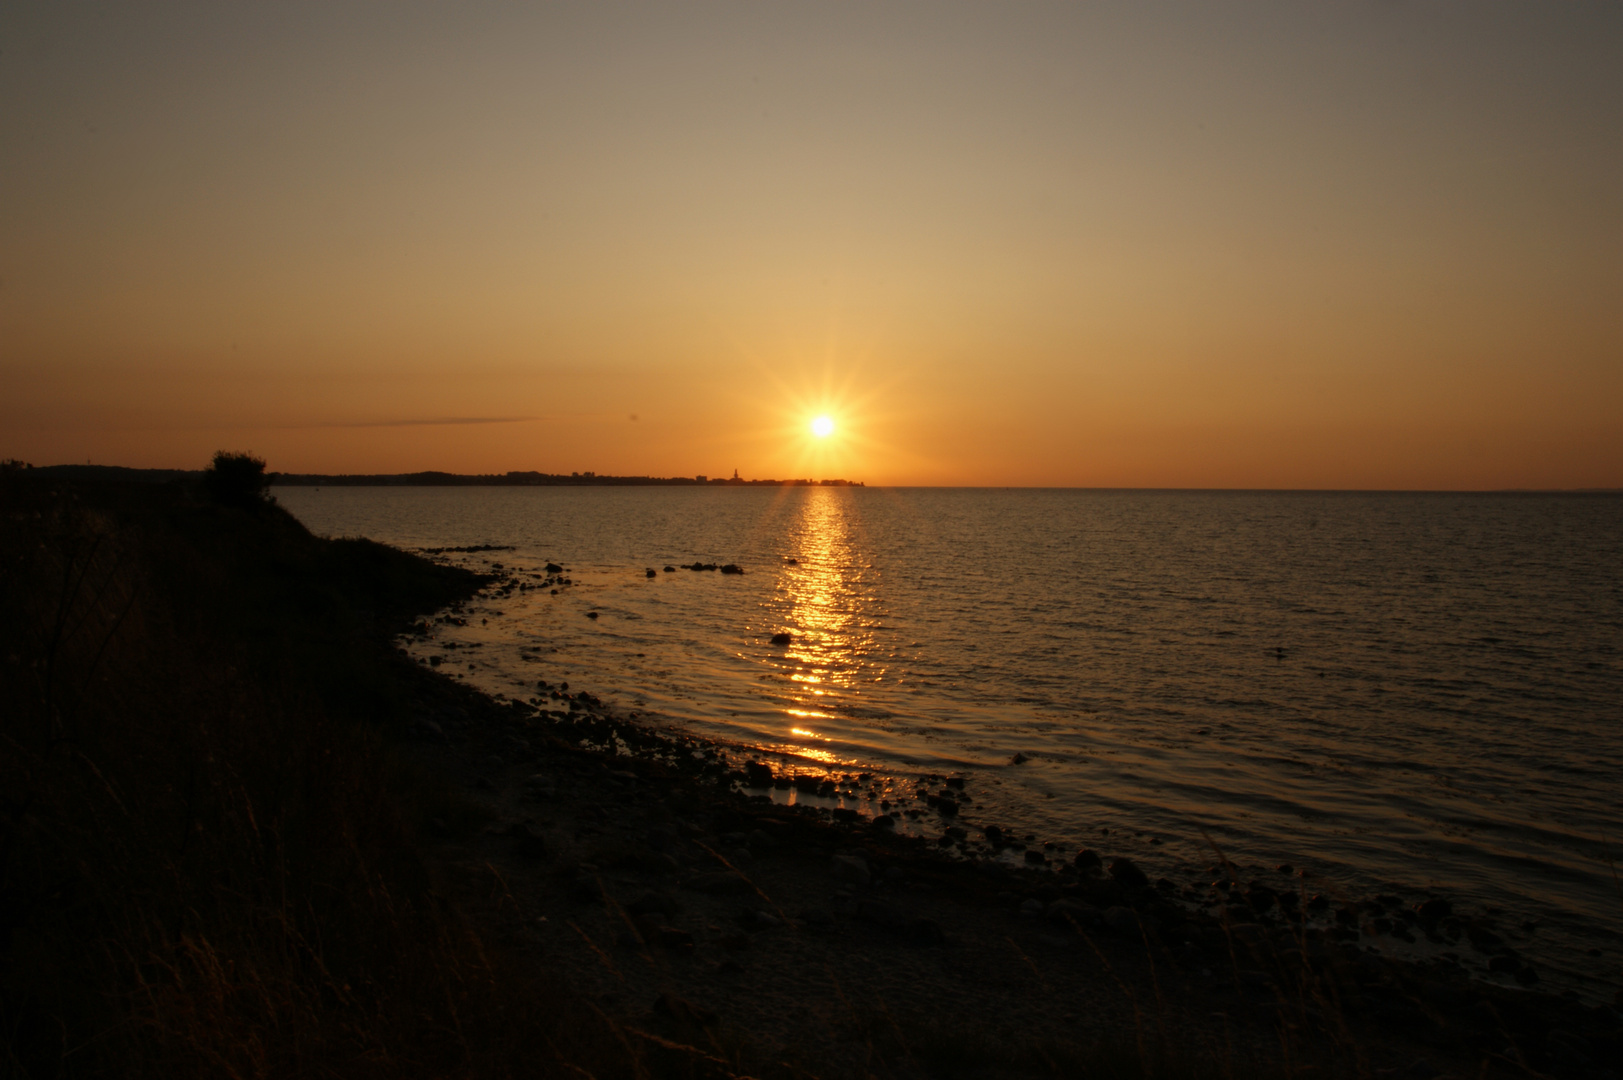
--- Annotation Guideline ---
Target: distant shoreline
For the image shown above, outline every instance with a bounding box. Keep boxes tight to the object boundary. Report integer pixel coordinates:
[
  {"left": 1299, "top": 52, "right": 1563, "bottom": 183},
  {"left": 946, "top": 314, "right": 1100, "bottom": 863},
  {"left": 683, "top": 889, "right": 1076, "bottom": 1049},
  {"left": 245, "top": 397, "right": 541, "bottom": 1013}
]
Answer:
[
  {"left": 18, "top": 464, "right": 864, "bottom": 487},
  {"left": 13, "top": 465, "right": 1619, "bottom": 493},
  {"left": 273, "top": 470, "right": 866, "bottom": 487}
]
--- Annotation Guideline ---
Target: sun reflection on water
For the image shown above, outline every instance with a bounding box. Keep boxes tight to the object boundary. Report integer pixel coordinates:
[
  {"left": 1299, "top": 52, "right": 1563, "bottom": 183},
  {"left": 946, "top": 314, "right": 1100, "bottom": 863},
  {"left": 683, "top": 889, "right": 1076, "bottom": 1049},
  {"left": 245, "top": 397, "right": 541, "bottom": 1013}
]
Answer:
[{"left": 762, "top": 487, "right": 880, "bottom": 768}]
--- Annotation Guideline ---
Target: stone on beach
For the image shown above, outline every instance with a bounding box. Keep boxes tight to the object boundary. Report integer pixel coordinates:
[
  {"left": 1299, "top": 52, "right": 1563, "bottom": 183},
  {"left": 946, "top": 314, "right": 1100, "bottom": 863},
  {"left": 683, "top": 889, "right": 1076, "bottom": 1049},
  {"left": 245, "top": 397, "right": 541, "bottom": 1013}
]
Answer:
[
  {"left": 739, "top": 907, "right": 782, "bottom": 931},
  {"left": 1046, "top": 898, "right": 1103, "bottom": 931},
  {"left": 852, "top": 899, "right": 944, "bottom": 944},
  {"left": 1108, "top": 857, "right": 1150, "bottom": 892},
  {"left": 1245, "top": 884, "right": 1278, "bottom": 913},
  {"left": 569, "top": 873, "right": 604, "bottom": 904},
  {"left": 1417, "top": 898, "right": 1452, "bottom": 923},
  {"left": 653, "top": 992, "right": 718, "bottom": 1029},
  {"left": 1104, "top": 906, "right": 1147, "bottom": 935},
  {"left": 505, "top": 822, "right": 549, "bottom": 859},
  {"left": 651, "top": 926, "right": 695, "bottom": 950},
  {"left": 684, "top": 871, "right": 753, "bottom": 895},
  {"left": 830, "top": 854, "right": 871, "bottom": 887},
  {"left": 629, "top": 892, "right": 681, "bottom": 918}
]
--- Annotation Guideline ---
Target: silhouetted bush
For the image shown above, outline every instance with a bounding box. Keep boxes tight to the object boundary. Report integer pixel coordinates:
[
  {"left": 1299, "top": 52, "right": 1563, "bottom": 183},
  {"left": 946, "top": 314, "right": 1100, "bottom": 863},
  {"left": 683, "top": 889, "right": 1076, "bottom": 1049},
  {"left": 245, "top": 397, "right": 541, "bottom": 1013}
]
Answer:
[{"left": 201, "top": 450, "right": 273, "bottom": 507}]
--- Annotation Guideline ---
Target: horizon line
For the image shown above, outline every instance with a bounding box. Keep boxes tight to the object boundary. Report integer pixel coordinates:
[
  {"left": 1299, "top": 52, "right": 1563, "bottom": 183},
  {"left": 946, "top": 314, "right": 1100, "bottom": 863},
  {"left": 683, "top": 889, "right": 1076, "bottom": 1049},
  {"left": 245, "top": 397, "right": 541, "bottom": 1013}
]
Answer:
[{"left": 16, "top": 463, "right": 1620, "bottom": 495}]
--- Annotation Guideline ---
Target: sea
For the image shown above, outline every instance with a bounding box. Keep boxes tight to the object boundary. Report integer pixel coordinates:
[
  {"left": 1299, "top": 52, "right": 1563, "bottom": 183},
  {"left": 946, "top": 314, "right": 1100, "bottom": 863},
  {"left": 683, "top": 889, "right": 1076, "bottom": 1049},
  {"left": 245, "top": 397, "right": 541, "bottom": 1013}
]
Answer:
[{"left": 276, "top": 485, "right": 1623, "bottom": 1002}]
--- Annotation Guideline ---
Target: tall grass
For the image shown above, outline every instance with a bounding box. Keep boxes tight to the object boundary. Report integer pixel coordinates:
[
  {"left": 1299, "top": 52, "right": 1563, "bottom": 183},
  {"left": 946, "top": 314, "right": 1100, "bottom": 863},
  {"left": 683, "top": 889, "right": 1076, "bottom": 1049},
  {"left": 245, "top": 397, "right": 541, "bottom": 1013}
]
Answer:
[{"left": 0, "top": 476, "right": 640, "bottom": 1079}]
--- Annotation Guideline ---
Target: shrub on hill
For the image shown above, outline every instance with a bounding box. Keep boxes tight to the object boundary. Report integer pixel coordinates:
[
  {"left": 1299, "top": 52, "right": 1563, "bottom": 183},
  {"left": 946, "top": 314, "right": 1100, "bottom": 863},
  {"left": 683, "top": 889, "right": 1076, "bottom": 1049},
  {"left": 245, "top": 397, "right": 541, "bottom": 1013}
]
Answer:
[{"left": 201, "top": 449, "right": 273, "bottom": 507}]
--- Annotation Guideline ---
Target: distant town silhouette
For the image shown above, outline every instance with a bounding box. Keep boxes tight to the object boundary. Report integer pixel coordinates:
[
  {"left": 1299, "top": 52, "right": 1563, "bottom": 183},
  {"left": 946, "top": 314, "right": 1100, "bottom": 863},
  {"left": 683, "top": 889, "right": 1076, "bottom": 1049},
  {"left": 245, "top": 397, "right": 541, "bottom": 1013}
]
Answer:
[{"left": 15, "top": 463, "right": 863, "bottom": 488}]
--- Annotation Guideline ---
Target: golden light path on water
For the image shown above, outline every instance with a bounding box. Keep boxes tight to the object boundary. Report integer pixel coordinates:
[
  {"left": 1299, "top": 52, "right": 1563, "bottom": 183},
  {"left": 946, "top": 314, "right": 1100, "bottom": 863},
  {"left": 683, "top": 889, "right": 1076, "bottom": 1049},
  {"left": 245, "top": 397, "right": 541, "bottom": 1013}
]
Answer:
[{"left": 764, "top": 486, "right": 879, "bottom": 769}]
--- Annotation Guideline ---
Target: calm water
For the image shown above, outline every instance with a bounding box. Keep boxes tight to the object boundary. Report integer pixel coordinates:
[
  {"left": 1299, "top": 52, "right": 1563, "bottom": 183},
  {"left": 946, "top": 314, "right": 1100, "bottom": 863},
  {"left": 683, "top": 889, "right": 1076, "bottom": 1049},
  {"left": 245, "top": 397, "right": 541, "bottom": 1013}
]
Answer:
[{"left": 278, "top": 486, "right": 1623, "bottom": 998}]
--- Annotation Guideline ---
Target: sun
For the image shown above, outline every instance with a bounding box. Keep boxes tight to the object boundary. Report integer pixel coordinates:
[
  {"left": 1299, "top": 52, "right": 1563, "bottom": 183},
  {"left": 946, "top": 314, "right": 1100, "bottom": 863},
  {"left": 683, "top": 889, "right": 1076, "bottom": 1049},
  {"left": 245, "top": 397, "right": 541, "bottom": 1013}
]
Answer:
[{"left": 810, "top": 415, "right": 835, "bottom": 438}]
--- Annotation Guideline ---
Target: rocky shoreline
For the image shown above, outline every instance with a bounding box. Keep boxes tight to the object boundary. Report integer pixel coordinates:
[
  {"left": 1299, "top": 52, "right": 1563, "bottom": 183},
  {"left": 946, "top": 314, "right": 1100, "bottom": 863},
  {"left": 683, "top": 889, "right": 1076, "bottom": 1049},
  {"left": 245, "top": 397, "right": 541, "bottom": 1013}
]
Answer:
[{"left": 395, "top": 593, "right": 1623, "bottom": 1080}]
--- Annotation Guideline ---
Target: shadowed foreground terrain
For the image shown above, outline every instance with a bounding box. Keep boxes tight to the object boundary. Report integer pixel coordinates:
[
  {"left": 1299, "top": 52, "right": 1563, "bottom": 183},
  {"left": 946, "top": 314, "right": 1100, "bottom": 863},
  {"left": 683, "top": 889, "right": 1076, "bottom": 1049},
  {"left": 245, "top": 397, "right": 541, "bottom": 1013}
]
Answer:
[
  {"left": 2, "top": 471, "right": 1617, "bottom": 1079},
  {"left": 0, "top": 473, "right": 630, "bottom": 1078}
]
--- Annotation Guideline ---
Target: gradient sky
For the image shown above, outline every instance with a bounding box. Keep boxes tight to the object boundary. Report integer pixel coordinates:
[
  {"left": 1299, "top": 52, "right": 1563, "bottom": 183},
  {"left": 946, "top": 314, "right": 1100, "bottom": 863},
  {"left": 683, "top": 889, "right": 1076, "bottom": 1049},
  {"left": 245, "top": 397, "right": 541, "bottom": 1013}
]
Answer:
[{"left": 3, "top": 1, "right": 1619, "bottom": 487}]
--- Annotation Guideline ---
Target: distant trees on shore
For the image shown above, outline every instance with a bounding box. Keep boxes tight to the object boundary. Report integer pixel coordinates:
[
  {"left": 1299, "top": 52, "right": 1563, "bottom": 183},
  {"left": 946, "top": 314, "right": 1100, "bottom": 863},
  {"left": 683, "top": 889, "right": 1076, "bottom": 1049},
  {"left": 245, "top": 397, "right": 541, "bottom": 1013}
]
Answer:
[{"left": 272, "top": 470, "right": 864, "bottom": 487}]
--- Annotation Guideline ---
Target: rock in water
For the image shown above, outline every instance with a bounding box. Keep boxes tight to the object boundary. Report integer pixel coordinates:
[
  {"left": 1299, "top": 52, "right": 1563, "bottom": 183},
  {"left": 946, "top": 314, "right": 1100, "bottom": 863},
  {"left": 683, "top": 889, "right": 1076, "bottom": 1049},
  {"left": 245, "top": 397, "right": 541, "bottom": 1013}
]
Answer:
[{"left": 770, "top": 632, "right": 792, "bottom": 645}]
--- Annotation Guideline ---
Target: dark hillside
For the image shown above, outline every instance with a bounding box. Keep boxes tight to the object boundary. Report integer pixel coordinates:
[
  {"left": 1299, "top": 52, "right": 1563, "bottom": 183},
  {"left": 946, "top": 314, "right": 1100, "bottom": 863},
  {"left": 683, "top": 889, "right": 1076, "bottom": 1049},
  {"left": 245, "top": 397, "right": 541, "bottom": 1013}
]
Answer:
[{"left": 0, "top": 474, "right": 612, "bottom": 1078}]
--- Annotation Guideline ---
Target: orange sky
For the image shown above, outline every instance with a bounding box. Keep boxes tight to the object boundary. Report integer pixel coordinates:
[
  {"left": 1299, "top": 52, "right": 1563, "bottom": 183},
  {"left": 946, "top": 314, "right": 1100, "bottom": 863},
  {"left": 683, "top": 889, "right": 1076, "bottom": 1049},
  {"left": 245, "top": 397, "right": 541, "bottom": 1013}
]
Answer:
[{"left": 3, "top": 2, "right": 1620, "bottom": 487}]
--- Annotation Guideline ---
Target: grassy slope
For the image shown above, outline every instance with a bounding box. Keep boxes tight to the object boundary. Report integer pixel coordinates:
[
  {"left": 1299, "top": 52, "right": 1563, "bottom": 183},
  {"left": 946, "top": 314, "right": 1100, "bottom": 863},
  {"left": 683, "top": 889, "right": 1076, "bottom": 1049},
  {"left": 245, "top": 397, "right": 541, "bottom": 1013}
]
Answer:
[{"left": 0, "top": 475, "right": 633, "bottom": 1079}]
